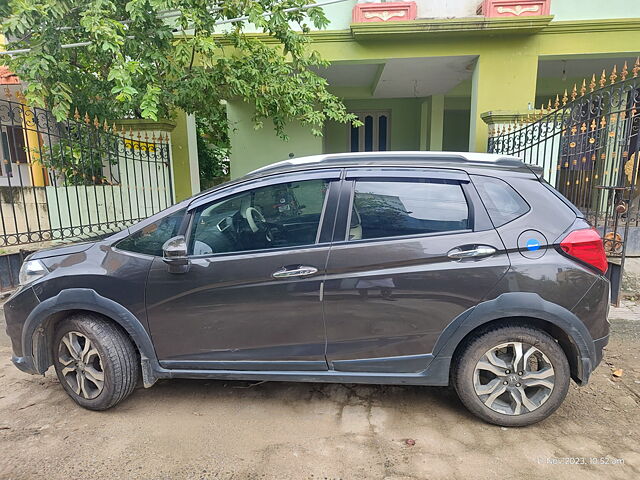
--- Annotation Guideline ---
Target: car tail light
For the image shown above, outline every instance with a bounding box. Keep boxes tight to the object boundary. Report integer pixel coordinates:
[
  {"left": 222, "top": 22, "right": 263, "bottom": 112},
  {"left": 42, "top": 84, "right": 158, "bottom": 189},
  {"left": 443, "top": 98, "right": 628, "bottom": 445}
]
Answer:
[{"left": 559, "top": 228, "right": 608, "bottom": 274}]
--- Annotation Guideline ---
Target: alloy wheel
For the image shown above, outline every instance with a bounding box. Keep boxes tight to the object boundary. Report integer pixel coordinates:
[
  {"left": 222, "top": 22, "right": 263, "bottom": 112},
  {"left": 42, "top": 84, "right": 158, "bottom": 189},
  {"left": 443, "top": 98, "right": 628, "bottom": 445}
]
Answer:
[
  {"left": 472, "top": 341, "right": 555, "bottom": 416},
  {"left": 58, "top": 331, "right": 105, "bottom": 399}
]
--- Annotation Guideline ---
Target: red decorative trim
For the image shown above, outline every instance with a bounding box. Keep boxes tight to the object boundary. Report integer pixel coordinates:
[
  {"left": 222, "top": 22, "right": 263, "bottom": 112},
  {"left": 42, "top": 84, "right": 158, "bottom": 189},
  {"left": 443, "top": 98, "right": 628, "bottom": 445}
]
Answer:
[
  {"left": 0, "top": 66, "right": 20, "bottom": 85},
  {"left": 353, "top": 1, "right": 417, "bottom": 23},
  {"left": 478, "top": 0, "right": 551, "bottom": 17}
]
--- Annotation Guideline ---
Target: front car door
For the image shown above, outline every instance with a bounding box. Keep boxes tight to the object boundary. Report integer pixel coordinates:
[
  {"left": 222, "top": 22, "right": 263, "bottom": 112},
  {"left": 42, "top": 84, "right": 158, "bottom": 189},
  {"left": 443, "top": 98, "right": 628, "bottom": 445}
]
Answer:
[
  {"left": 322, "top": 167, "right": 511, "bottom": 372},
  {"left": 142, "top": 170, "right": 341, "bottom": 371}
]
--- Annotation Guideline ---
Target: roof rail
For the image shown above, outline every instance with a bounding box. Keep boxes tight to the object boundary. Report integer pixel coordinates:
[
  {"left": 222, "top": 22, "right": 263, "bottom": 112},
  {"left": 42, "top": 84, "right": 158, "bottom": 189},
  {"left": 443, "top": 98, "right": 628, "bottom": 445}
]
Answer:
[{"left": 248, "top": 152, "right": 526, "bottom": 175}]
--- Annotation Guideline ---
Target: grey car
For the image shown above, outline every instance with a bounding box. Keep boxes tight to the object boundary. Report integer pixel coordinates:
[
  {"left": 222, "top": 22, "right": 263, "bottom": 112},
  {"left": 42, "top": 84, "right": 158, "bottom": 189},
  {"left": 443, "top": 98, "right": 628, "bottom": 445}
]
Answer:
[{"left": 4, "top": 152, "right": 610, "bottom": 426}]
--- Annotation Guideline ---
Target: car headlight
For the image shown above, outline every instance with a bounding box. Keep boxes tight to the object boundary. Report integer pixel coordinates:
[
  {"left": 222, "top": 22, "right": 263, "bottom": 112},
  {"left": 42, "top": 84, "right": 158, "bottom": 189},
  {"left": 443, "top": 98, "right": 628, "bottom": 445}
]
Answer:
[{"left": 18, "top": 259, "right": 49, "bottom": 286}]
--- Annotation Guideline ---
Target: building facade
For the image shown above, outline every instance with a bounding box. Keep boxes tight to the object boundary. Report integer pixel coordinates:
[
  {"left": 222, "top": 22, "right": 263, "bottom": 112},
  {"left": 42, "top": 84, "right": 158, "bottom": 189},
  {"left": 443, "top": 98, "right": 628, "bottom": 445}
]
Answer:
[{"left": 224, "top": 0, "right": 640, "bottom": 179}]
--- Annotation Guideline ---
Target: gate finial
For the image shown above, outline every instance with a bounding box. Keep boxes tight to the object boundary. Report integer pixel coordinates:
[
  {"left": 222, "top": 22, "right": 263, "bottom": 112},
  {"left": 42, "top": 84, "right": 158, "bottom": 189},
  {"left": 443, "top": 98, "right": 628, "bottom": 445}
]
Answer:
[
  {"left": 589, "top": 74, "right": 596, "bottom": 92},
  {"left": 633, "top": 57, "right": 640, "bottom": 78},
  {"left": 610, "top": 65, "right": 618, "bottom": 84},
  {"left": 554, "top": 94, "right": 560, "bottom": 109},
  {"left": 599, "top": 69, "right": 606, "bottom": 88},
  {"left": 571, "top": 83, "right": 577, "bottom": 101},
  {"left": 622, "top": 61, "right": 628, "bottom": 81},
  {"left": 580, "top": 79, "right": 586, "bottom": 97},
  {"left": 562, "top": 89, "right": 568, "bottom": 106}
]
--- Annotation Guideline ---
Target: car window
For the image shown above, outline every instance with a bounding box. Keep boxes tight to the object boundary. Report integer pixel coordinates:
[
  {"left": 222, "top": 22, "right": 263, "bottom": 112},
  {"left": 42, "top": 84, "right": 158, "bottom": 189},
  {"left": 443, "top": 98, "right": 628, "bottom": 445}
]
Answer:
[
  {"left": 189, "top": 179, "right": 330, "bottom": 255},
  {"left": 349, "top": 179, "right": 469, "bottom": 241},
  {"left": 471, "top": 175, "right": 530, "bottom": 227},
  {"left": 116, "top": 209, "right": 186, "bottom": 256}
]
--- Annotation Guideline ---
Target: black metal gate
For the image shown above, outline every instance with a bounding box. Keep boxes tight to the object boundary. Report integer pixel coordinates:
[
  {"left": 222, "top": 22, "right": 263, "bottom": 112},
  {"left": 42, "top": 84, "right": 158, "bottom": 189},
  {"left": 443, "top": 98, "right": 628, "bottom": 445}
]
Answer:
[
  {"left": 0, "top": 93, "right": 174, "bottom": 250},
  {"left": 488, "top": 61, "right": 640, "bottom": 303}
]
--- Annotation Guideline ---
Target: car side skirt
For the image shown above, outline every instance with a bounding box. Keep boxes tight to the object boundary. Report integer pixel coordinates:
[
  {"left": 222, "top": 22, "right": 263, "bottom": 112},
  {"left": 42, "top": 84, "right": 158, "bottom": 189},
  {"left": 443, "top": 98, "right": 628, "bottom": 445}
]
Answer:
[{"left": 153, "top": 356, "right": 451, "bottom": 386}]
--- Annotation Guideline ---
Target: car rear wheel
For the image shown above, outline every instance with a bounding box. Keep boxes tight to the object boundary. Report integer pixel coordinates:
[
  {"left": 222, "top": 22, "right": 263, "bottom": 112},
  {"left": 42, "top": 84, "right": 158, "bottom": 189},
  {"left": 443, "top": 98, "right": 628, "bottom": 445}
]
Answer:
[
  {"left": 52, "top": 314, "right": 138, "bottom": 410},
  {"left": 453, "top": 324, "right": 570, "bottom": 427}
]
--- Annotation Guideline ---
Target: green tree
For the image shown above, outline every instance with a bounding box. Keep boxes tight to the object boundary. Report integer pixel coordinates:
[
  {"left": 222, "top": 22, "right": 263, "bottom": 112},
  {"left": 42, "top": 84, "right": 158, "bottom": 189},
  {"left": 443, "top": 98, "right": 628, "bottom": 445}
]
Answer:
[{"left": 0, "top": 0, "right": 357, "bottom": 138}]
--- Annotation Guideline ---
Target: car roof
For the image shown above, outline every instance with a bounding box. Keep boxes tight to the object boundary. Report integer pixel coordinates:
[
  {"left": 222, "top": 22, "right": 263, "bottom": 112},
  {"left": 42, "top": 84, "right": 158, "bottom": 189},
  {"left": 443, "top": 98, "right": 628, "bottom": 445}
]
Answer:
[
  {"left": 188, "top": 151, "right": 540, "bottom": 205},
  {"left": 245, "top": 151, "right": 535, "bottom": 177}
]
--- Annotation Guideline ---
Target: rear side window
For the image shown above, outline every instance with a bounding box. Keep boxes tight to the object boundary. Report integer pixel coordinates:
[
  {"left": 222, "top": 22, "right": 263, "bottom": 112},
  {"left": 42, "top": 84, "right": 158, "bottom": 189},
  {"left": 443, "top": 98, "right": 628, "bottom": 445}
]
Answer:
[
  {"left": 471, "top": 175, "right": 529, "bottom": 227},
  {"left": 349, "top": 180, "right": 469, "bottom": 241}
]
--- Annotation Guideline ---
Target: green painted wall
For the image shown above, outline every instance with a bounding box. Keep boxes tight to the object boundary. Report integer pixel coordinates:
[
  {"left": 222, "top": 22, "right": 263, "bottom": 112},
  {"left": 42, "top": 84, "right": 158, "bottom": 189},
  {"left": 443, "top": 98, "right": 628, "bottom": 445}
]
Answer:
[
  {"left": 469, "top": 39, "right": 539, "bottom": 151},
  {"left": 226, "top": 17, "right": 640, "bottom": 173},
  {"left": 228, "top": 101, "right": 323, "bottom": 178},
  {"left": 552, "top": 0, "right": 640, "bottom": 21},
  {"left": 429, "top": 95, "right": 444, "bottom": 150},
  {"left": 324, "top": 98, "right": 421, "bottom": 153},
  {"left": 323, "top": 0, "right": 357, "bottom": 30},
  {"left": 171, "top": 110, "right": 194, "bottom": 201},
  {"left": 443, "top": 110, "right": 471, "bottom": 152}
]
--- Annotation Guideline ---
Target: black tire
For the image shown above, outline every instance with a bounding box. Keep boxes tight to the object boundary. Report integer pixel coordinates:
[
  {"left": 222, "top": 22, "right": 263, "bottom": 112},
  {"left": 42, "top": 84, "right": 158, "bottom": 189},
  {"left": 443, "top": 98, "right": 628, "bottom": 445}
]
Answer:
[
  {"left": 453, "top": 324, "right": 570, "bottom": 427},
  {"left": 52, "top": 314, "right": 138, "bottom": 410}
]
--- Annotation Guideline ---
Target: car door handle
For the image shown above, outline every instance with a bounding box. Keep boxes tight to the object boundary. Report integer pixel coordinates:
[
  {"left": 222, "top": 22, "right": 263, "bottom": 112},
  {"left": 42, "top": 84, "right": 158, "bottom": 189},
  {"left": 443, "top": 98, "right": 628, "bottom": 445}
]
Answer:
[
  {"left": 272, "top": 265, "right": 319, "bottom": 279},
  {"left": 447, "top": 246, "right": 496, "bottom": 260}
]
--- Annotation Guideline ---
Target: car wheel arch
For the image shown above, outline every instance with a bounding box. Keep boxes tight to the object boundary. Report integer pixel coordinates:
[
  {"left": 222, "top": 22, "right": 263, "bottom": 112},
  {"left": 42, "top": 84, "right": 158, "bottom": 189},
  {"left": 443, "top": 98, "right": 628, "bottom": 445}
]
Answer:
[
  {"left": 432, "top": 292, "right": 596, "bottom": 385},
  {"left": 22, "top": 288, "right": 160, "bottom": 386}
]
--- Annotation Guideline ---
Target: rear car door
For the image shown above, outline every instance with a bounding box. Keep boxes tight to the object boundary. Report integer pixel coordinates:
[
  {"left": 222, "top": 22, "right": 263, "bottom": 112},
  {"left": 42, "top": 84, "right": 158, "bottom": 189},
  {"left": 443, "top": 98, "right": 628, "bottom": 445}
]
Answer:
[{"left": 322, "top": 167, "right": 511, "bottom": 372}]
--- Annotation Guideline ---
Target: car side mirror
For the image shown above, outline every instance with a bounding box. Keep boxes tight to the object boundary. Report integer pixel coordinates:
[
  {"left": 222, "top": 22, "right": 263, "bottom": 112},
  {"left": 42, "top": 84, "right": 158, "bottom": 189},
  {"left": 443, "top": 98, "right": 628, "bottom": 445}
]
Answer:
[{"left": 162, "top": 235, "right": 190, "bottom": 273}]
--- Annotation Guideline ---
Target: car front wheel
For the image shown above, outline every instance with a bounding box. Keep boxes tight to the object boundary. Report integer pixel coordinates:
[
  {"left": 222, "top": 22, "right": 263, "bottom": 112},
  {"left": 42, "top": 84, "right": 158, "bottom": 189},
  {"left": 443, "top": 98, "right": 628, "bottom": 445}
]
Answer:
[
  {"left": 52, "top": 314, "right": 138, "bottom": 410},
  {"left": 453, "top": 324, "right": 570, "bottom": 427}
]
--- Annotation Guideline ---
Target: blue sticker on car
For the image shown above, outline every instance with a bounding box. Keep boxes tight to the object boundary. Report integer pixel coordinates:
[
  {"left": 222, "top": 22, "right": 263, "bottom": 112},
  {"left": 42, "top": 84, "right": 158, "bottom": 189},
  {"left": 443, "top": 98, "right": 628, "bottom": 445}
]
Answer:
[{"left": 526, "top": 239, "right": 540, "bottom": 251}]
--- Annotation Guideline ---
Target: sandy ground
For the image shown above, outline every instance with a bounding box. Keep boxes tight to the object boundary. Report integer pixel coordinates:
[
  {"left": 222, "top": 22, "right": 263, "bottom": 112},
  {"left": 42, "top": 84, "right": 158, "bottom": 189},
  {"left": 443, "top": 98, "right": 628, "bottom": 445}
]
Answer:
[{"left": 0, "top": 302, "right": 639, "bottom": 480}]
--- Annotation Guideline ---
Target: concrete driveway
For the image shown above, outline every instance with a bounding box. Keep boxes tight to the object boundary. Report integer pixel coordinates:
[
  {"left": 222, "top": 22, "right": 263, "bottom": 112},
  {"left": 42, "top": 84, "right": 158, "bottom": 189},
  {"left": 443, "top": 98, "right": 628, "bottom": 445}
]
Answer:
[{"left": 0, "top": 301, "right": 639, "bottom": 480}]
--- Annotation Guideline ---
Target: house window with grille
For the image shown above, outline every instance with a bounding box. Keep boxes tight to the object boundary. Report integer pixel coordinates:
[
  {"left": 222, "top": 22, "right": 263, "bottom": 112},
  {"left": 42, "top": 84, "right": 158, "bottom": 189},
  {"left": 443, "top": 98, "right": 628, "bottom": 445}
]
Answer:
[{"left": 349, "top": 111, "right": 390, "bottom": 152}]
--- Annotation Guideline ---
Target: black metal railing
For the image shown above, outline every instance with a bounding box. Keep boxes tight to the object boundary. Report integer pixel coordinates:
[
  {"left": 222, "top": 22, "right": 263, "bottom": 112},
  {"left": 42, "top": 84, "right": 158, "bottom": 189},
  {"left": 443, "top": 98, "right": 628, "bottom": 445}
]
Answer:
[
  {"left": 488, "top": 62, "right": 640, "bottom": 257},
  {"left": 0, "top": 95, "right": 174, "bottom": 248}
]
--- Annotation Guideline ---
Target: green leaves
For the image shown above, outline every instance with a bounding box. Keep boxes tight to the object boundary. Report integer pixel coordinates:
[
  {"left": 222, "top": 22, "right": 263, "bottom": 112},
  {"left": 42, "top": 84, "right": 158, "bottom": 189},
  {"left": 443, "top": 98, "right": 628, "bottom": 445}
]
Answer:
[
  {"left": 141, "top": 84, "right": 161, "bottom": 120},
  {"left": 1, "top": 0, "right": 356, "bottom": 144}
]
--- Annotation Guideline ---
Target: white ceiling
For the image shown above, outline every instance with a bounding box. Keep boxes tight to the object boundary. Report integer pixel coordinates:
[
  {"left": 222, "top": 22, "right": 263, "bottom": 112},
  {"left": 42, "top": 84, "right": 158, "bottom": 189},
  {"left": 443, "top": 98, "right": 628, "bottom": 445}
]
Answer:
[
  {"left": 313, "top": 63, "right": 381, "bottom": 87},
  {"left": 373, "top": 56, "right": 476, "bottom": 98},
  {"left": 315, "top": 56, "right": 477, "bottom": 98}
]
